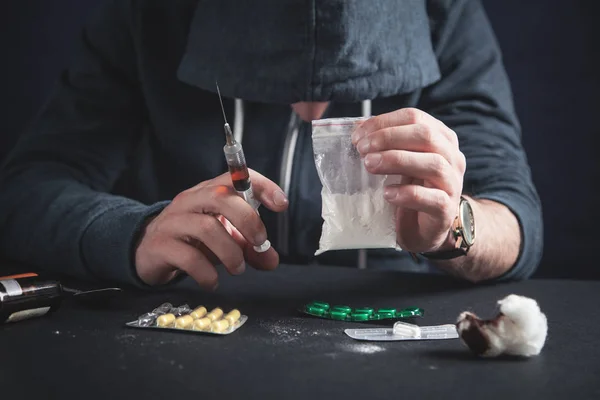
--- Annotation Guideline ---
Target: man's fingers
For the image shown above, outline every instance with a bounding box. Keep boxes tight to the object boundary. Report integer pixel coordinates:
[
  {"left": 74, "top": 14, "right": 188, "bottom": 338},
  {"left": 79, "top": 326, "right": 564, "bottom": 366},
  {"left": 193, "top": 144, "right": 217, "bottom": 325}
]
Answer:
[
  {"left": 168, "top": 212, "right": 278, "bottom": 274},
  {"left": 161, "top": 239, "right": 219, "bottom": 291},
  {"left": 364, "top": 150, "right": 460, "bottom": 197},
  {"left": 352, "top": 108, "right": 430, "bottom": 141},
  {"left": 384, "top": 184, "right": 455, "bottom": 223},
  {"left": 356, "top": 124, "right": 457, "bottom": 165},
  {"left": 352, "top": 108, "right": 458, "bottom": 148},
  {"left": 162, "top": 213, "right": 247, "bottom": 276},
  {"left": 197, "top": 168, "right": 289, "bottom": 212},
  {"left": 173, "top": 186, "right": 268, "bottom": 247},
  {"left": 191, "top": 216, "right": 246, "bottom": 276},
  {"left": 246, "top": 170, "right": 289, "bottom": 212}
]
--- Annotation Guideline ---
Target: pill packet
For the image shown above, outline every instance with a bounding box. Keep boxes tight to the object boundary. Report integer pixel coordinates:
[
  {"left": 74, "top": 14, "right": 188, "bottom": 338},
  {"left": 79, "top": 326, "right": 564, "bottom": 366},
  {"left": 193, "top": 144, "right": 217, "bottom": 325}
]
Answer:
[
  {"left": 125, "top": 303, "right": 247, "bottom": 335},
  {"left": 135, "top": 302, "right": 174, "bottom": 327},
  {"left": 345, "top": 321, "right": 459, "bottom": 342},
  {"left": 300, "top": 301, "right": 423, "bottom": 322},
  {"left": 311, "top": 117, "right": 402, "bottom": 255}
]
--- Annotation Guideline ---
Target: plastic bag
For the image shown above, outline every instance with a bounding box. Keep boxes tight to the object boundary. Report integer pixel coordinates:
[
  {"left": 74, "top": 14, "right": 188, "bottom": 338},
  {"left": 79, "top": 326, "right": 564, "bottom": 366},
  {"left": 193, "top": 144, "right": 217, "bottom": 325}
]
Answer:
[{"left": 311, "top": 117, "right": 401, "bottom": 255}]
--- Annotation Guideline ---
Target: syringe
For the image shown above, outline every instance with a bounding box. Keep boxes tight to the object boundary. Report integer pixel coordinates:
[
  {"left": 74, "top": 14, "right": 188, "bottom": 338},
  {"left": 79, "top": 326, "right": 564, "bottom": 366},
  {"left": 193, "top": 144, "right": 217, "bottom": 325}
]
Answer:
[{"left": 216, "top": 83, "right": 271, "bottom": 253}]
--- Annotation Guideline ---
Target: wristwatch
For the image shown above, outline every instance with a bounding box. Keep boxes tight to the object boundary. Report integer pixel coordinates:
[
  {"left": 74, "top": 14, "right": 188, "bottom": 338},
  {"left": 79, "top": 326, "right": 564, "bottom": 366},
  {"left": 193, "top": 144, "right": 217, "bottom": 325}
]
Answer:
[{"left": 420, "top": 196, "right": 476, "bottom": 260}]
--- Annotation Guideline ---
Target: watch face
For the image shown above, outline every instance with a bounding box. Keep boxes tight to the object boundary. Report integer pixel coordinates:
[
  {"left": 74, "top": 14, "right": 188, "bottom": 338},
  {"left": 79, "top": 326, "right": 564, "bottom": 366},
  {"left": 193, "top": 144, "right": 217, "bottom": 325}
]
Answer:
[{"left": 459, "top": 199, "right": 475, "bottom": 246}]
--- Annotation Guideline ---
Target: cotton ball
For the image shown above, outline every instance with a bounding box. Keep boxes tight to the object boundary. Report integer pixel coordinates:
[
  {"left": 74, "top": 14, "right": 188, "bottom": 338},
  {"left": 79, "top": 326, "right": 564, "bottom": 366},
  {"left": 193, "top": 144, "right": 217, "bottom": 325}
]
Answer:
[{"left": 456, "top": 294, "right": 548, "bottom": 358}]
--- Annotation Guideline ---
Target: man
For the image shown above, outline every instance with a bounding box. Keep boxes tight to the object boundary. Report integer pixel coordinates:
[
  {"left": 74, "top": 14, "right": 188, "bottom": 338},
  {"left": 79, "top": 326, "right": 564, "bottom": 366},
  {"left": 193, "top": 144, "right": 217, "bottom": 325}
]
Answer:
[{"left": 0, "top": 0, "right": 542, "bottom": 290}]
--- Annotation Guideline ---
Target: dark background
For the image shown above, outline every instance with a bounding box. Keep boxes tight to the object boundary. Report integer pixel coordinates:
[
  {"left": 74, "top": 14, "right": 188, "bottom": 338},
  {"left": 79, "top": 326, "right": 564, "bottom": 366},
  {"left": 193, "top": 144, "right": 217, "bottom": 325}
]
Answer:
[{"left": 1, "top": 0, "right": 599, "bottom": 280}]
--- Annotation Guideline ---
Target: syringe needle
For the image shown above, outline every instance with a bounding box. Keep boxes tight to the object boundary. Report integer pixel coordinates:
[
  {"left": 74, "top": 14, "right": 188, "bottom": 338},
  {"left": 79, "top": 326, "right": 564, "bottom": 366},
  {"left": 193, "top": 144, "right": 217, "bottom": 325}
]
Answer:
[{"left": 216, "top": 81, "right": 234, "bottom": 145}]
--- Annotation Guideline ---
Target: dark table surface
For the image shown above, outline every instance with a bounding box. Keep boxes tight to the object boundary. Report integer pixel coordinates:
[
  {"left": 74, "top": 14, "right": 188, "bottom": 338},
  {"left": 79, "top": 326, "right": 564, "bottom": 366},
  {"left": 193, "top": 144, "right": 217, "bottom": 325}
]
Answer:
[{"left": 1, "top": 264, "right": 598, "bottom": 399}]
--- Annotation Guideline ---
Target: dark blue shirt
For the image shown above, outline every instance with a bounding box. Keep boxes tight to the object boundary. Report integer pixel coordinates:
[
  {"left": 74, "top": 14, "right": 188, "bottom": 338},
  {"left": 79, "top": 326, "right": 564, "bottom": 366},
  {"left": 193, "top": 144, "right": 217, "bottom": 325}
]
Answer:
[{"left": 0, "top": 0, "right": 543, "bottom": 286}]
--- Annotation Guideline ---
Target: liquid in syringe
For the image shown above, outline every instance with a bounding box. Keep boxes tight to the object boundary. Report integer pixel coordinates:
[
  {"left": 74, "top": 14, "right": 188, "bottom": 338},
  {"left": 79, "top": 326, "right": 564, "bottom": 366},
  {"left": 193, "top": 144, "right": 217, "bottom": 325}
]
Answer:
[{"left": 222, "top": 130, "right": 259, "bottom": 209}]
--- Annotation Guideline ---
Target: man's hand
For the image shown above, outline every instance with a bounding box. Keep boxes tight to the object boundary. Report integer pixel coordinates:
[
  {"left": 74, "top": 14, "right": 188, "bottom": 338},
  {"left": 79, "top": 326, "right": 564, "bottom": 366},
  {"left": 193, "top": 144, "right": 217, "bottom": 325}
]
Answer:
[
  {"left": 352, "top": 108, "right": 466, "bottom": 254},
  {"left": 135, "top": 169, "right": 289, "bottom": 289}
]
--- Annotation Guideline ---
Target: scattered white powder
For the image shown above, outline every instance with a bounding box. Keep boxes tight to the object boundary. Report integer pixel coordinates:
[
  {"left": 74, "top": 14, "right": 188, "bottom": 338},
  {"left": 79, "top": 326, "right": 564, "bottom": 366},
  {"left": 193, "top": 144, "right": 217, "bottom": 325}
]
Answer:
[
  {"left": 258, "top": 319, "right": 385, "bottom": 355},
  {"left": 316, "top": 186, "right": 399, "bottom": 255},
  {"left": 259, "top": 319, "right": 332, "bottom": 344},
  {"left": 340, "top": 343, "right": 386, "bottom": 354},
  {"left": 264, "top": 323, "right": 302, "bottom": 343}
]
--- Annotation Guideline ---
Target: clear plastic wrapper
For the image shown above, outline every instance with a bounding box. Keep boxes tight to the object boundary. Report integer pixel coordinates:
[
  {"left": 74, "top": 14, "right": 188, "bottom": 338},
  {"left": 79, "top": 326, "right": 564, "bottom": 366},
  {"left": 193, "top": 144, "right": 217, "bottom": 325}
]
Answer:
[
  {"left": 153, "top": 302, "right": 173, "bottom": 314},
  {"left": 135, "top": 302, "right": 173, "bottom": 327},
  {"left": 171, "top": 304, "right": 191, "bottom": 317},
  {"left": 311, "top": 117, "right": 401, "bottom": 255}
]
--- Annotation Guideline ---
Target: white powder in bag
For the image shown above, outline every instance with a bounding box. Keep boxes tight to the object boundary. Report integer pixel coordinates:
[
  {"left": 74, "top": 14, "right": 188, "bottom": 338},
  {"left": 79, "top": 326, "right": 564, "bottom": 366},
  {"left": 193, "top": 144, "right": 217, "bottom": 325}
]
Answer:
[
  {"left": 315, "top": 185, "right": 400, "bottom": 255},
  {"left": 311, "top": 116, "right": 402, "bottom": 256}
]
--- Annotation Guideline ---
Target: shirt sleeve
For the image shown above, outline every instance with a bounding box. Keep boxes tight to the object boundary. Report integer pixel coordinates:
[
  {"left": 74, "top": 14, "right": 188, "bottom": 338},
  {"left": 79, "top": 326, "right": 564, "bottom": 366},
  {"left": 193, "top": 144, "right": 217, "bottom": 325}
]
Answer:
[
  {"left": 418, "top": 0, "right": 544, "bottom": 280},
  {"left": 0, "top": 0, "right": 169, "bottom": 287}
]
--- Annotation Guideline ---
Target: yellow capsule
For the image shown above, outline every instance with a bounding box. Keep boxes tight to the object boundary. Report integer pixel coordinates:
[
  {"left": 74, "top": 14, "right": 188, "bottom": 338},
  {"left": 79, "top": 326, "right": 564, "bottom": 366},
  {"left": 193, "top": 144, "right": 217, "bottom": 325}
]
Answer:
[
  {"left": 211, "top": 319, "right": 230, "bottom": 333},
  {"left": 206, "top": 307, "right": 223, "bottom": 321},
  {"left": 192, "top": 317, "right": 212, "bottom": 331},
  {"left": 190, "top": 306, "right": 207, "bottom": 319},
  {"left": 224, "top": 309, "right": 241, "bottom": 325},
  {"left": 174, "top": 315, "right": 194, "bottom": 329},
  {"left": 156, "top": 313, "right": 176, "bottom": 327}
]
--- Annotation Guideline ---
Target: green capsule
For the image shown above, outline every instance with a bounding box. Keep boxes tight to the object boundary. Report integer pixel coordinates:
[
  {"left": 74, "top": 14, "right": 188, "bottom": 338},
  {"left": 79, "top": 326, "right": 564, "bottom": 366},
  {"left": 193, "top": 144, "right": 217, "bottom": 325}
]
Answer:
[
  {"left": 373, "top": 308, "right": 395, "bottom": 319},
  {"left": 309, "top": 301, "right": 330, "bottom": 310},
  {"left": 305, "top": 305, "right": 326, "bottom": 316},
  {"left": 353, "top": 307, "right": 374, "bottom": 315},
  {"left": 331, "top": 305, "right": 352, "bottom": 313},
  {"left": 396, "top": 310, "right": 415, "bottom": 318},
  {"left": 396, "top": 307, "right": 424, "bottom": 318},
  {"left": 329, "top": 309, "right": 349, "bottom": 320},
  {"left": 350, "top": 312, "right": 371, "bottom": 322},
  {"left": 407, "top": 306, "right": 424, "bottom": 315}
]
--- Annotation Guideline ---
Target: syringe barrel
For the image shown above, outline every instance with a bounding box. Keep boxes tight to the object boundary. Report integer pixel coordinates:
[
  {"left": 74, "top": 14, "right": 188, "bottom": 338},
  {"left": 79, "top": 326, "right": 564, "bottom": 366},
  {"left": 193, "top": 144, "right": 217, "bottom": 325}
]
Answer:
[{"left": 223, "top": 142, "right": 245, "bottom": 167}]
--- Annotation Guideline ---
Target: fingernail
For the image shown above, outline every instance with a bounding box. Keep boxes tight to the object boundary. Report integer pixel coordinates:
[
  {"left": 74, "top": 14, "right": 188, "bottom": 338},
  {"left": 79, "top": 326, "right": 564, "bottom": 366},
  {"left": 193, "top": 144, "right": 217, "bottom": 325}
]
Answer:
[
  {"left": 364, "top": 153, "right": 382, "bottom": 168},
  {"left": 273, "top": 190, "right": 288, "bottom": 207},
  {"left": 351, "top": 127, "right": 367, "bottom": 144},
  {"left": 234, "top": 261, "right": 246, "bottom": 275},
  {"left": 357, "top": 139, "right": 370, "bottom": 154},
  {"left": 384, "top": 188, "right": 395, "bottom": 200}
]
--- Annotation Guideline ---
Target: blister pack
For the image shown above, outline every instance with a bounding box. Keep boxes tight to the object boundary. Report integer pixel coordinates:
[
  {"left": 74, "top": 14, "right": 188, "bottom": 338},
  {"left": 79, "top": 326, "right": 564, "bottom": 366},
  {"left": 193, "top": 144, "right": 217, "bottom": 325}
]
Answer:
[
  {"left": 345, "top": 321, "right": 459, "bottom": 341},
  {"left": 126, "top": 303, "right": 247, "bottom": 335},
  {"left": 301, "top": 301, "right": 423, "bottom": 322}
]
